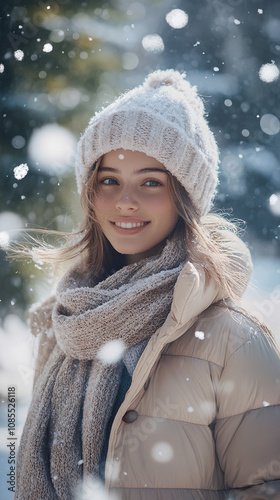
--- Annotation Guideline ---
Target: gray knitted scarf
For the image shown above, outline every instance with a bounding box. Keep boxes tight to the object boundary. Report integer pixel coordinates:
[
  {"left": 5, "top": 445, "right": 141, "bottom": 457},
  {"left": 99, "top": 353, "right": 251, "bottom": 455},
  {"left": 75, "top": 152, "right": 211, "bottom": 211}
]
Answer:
[{"left": 16, "top": 232, "right": 187, "bottom": 499}]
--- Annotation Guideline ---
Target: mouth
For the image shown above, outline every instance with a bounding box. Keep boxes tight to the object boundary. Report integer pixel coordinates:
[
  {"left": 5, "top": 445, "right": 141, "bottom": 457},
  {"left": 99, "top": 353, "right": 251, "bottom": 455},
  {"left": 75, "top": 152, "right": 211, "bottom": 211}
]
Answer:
[
  {"left": 113, "top": 221, "right": 149, "bottom": 229},
  {"left": 110, "top": 220, "right": 150, "bottom": 234}
]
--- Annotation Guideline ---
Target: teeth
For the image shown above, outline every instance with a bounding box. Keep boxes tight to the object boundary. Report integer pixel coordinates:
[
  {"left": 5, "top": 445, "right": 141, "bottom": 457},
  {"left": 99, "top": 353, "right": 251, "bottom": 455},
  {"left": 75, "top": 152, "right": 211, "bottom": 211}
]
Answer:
[{"left": 115, "top": 222, "right": 147, "bottom": 228}]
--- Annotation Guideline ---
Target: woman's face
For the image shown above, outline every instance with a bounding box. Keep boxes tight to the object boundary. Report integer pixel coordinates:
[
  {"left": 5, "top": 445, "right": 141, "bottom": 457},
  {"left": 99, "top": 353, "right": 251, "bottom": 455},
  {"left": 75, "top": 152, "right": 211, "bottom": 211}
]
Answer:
[{"left": 93, "top": 149, "right": 178, "bottom": 264}]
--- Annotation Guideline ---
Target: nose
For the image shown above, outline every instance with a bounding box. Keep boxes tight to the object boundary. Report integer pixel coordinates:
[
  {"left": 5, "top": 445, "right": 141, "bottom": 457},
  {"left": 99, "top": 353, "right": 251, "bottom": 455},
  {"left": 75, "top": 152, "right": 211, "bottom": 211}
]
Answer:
[{"left": 115, "top": 187, "right": 139, "bottom": 211}]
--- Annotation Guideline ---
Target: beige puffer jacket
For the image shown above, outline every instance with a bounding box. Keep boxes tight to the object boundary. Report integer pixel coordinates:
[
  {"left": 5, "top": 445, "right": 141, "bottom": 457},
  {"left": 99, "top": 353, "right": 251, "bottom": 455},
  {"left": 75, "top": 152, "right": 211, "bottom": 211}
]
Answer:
[{"left": 32, "top": 239, "right": 280, "bottom": 499}]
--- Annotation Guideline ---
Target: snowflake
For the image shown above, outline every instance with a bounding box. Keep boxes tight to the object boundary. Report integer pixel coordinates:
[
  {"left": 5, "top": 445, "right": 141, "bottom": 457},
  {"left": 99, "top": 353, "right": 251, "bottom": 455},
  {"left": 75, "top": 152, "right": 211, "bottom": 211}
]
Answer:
[
  {"left": 195, "top": 331, "right": 205, "bottom": 340},
  {"left": 13, "top": 163, "right": 29, "bottom": 180}
]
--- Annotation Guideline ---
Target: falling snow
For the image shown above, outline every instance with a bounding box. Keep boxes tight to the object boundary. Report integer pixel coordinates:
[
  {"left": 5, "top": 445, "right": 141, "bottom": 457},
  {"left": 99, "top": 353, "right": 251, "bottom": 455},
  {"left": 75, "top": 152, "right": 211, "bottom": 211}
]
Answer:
[
  {"left": 0, "top": 231, "right": 10, "bottom": 249},
  {"left": 259, "top": 63, "right": 280, "bottom": 83},
  {"left": 165, "top": 9, "right": 188, "bottom": 29},
  {"left": 141, "top": 34, "right": 164, "bottom": 53},
  {"left": 195, "top": 331, "right": 205, "bottom": 340},
  {"left": 224, "top": 99, "right": 232, "bottom": 107},
  {"left": 28, "top": 124, "right": 77, "bottom": 174},
  {"left": 269, "top": 194, "right": 280, "bottom": 216},
  {"left": 45, "top": 328, "right": 54, "bottom": 339},
  {"left": 97, "top": 339, "right": 126, "bottom": 364},
  {"left": 13, "top": 163, "right": 29, "bottom": 180},
  {"left": 151, "top": 442, "right": 174, "bottom": 463},
  {"left": 1, "top": 5, "right": 280, "bottom": 484},
  {"left": 14, "top": 50, "right": 24, "bottom": 61},
  {"left": 43, "top": 43, "right": 53, "bottom": 53},
  {"left": 76, "top": 475, "right": 119, "bottom": 499}
]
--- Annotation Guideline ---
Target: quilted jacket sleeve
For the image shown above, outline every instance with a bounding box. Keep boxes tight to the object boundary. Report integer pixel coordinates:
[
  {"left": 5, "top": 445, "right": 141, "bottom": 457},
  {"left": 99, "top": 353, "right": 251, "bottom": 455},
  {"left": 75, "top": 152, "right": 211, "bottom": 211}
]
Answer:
[{"left": 214, "top": 325, "right": 280, "bottom": 499}]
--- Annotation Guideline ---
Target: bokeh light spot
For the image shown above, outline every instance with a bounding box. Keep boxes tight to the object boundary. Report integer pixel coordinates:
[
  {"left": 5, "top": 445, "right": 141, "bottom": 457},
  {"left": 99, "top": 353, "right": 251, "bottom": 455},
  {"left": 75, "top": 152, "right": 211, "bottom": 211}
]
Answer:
[
  {"left": 260, "top": 114, "right": 280, "bottom": 135},
  {"left": 151, "top": 442, "right": 174, "bottom": 463},
  {"left": 142, "top": 34, "right": 164, "bottom": 53},
  {"left": 165, "top": 9, "right": 188, "bottom": 29},
  {"left": 259, "top": 63, "right": 279, "bottom": 83}
]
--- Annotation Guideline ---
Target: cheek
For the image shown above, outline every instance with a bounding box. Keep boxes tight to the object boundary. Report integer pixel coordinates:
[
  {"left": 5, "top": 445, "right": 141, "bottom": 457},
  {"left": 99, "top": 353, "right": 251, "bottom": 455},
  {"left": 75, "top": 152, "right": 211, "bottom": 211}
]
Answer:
[
  {"left": 93, "top": 194, "right": 112, "bottom": 218},
  {"left": 147, "top": 193, "right": 177, "bottom": 218}
]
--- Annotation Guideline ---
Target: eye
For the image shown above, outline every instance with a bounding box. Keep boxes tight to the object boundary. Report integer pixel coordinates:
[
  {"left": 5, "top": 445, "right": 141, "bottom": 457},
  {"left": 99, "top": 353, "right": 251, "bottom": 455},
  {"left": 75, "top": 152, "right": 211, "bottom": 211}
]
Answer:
[
  {"left": 144, "top": 180, "right": 162, "bottom": 187},
  {"left": 100, "top": 177, "right": 118, "bottom": 185}
]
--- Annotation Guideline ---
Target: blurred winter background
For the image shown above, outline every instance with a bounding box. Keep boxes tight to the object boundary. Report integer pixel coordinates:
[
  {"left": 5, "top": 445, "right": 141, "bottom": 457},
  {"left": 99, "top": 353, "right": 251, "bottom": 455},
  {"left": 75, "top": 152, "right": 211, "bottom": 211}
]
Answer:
[{"left": 0, "top": 0, "right": 280, "bottom": 497}]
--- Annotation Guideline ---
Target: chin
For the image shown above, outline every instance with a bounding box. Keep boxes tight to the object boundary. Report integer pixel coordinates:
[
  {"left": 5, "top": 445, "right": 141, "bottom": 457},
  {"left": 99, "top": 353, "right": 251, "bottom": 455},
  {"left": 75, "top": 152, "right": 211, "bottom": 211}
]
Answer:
[{"left": 114, "top": 245, "right": 147, "bottom": 256}]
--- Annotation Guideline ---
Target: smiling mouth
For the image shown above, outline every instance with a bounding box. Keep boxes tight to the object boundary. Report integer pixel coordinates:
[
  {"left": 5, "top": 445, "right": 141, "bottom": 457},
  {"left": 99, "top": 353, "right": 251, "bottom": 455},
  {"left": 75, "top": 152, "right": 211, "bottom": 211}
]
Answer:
[{"left": 112, "top": 221, "right": 149, "bottom": 229}]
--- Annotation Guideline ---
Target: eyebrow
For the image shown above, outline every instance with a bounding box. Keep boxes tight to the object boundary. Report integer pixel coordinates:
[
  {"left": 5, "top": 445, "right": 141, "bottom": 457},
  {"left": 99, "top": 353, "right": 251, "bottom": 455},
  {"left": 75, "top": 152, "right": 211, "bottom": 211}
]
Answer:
[{"left": 98, "top": 166, "right": 168, "bottom": 175}]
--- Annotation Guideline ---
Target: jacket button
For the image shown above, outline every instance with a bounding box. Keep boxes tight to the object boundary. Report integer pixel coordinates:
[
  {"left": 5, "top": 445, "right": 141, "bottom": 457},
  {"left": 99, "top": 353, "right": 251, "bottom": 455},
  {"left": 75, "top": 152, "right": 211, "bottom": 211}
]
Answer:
[{"left": 122, "top": 410, "right": 138, "bottom": 423}]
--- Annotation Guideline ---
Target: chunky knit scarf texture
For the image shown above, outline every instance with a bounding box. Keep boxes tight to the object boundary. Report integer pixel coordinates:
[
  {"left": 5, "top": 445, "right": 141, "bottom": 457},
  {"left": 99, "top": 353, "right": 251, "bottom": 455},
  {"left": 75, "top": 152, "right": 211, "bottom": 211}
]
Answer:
[{"left": 16, "top": 233, "right": 187, "bottom": 499}]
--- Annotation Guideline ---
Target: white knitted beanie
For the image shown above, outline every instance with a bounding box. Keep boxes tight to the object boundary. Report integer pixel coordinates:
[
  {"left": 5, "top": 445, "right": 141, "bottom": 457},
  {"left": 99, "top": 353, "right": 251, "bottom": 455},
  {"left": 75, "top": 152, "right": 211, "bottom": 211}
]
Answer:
[{"left": 75, "top": 69, "right": 219, "bottom": 216}]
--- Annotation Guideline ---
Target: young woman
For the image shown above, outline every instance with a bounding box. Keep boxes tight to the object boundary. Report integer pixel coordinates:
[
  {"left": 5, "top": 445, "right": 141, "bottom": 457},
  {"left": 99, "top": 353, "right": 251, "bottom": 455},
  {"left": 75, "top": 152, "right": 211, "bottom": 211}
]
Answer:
[{"left": 15, "top": 70, "right": 280, "bottom": 499}]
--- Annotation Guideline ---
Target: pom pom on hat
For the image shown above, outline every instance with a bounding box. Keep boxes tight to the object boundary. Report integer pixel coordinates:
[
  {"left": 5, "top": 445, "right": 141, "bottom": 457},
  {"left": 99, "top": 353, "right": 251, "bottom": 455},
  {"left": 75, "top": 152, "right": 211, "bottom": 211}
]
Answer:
[
  {"left": 143, "top": 69, "right": 205, "bottom": 115},
  {"left": 75, "top": 69, "right": 219, "bottom": 216}
]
